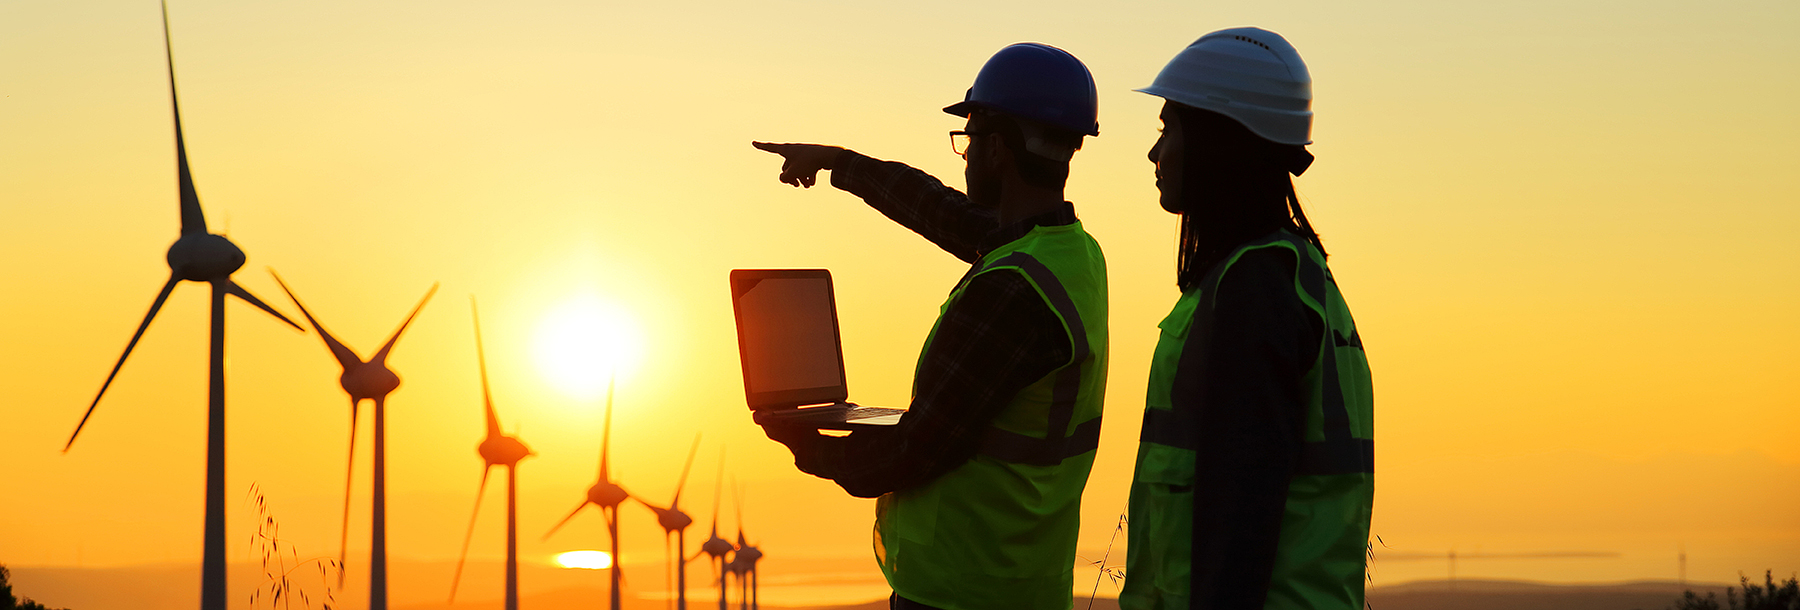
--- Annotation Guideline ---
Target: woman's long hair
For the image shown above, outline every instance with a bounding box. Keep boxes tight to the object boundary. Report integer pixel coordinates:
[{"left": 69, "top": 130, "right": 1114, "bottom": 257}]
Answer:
[{"left": 1172, "top": 105, "right": 1324, "bottom": 290}]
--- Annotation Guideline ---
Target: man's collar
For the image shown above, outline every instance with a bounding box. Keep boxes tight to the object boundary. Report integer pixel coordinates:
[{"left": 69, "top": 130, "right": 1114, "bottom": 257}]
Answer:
[{"left": 977, "top": 201, "right": 1079, "bottom": 255}]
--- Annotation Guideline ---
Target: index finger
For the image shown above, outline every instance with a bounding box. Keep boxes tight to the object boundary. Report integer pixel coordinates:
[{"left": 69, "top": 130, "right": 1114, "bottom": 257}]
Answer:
[{"left": 751, "top": 141, "right": 789, "bottom": 155}]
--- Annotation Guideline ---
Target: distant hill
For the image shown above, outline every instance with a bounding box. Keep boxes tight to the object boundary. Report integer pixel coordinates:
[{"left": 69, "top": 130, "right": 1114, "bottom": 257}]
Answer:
[
  {"left": 1366, "top": 578, "right": 1734, "bottom": 610},
  {"left": 3, "top": 561, "right": 1732, "bottom": 610}
]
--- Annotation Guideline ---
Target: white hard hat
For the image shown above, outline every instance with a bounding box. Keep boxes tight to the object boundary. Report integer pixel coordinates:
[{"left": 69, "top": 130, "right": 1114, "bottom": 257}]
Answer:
[{"left": 1136, "top": 27, "right": 1313, "bottom": 145}]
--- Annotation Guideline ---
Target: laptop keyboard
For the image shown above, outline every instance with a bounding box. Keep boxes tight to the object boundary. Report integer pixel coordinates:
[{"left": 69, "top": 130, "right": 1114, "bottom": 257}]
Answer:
[{"left": 844, "top": 406, "right": 907, "bottom": 420}]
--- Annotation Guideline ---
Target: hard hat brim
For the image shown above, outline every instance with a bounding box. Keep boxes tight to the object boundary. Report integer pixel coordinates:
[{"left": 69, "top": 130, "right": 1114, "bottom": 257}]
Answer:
[{"left": 943, "top": 100, "right": 979, "bottom": 119}]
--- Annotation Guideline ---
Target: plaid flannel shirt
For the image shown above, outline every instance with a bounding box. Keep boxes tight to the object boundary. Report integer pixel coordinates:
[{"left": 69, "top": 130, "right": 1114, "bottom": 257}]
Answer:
[{"left": 780, "top": 150, "right": 1077, "bottom": 498}]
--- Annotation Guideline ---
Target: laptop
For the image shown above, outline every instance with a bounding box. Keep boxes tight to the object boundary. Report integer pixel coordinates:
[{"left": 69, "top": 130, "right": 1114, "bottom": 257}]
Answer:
[{"left": 729, "top": 269, "right": 905, "bottom": 430}]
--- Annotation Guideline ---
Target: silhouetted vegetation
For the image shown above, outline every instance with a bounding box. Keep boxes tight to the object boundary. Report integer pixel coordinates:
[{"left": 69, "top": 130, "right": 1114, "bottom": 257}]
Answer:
[
  {"left": 1669, "top": 571, "right": 1800, "bottom": 610},
  {"left": 0, "top": 565, "right": 69, "bottom": 610},
  {"left": 1081, "top": 508, "right": 1127, "bottom": 610},
  {"left": 247, "top": 485, "right": 341, "bottom": 610}
]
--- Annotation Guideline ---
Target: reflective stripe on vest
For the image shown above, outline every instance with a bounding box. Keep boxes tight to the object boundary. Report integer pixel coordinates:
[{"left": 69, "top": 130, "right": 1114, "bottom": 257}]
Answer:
[{"left": 974, "top": 251, "right": 1101, "bottom": 466}]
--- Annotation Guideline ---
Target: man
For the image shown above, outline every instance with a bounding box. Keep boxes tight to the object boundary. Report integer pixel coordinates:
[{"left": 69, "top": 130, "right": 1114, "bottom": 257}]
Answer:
[{"left": 751, "top": 42, "right": 1109, "bottom": 610}]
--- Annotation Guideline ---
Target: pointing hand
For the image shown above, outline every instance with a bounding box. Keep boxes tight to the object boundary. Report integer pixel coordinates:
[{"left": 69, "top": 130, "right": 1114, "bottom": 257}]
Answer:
[{"left": 752, "top": 141, "right": 845, "bottom": 188}]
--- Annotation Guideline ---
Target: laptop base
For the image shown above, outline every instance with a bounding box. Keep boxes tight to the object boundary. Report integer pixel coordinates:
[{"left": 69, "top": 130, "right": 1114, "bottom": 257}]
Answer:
[{"left": 753, "top": 402, "right": 905, "bottom": 430}]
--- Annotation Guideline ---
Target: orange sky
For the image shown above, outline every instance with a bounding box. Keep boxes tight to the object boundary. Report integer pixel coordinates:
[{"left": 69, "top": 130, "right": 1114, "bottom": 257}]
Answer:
[{"left": 2, "top": 0, "right": 1797, "bottom": 605}]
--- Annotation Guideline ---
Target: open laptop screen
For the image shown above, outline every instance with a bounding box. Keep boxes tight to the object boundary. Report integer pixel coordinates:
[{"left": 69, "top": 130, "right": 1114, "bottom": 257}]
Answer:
[{"left": 730, "top": 269, "right": 849, "bottom": 408}]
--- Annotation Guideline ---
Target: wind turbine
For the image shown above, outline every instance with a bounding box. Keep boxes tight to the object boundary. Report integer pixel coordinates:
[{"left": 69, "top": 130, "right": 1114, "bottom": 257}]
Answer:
[
  {"left": 731, "top": 534, "right": 763, "bottom": 610},
  {"left": 728, "top": 488, "right": 763, "bottom": 610},
  {"left": 449, "top": 299, "right": 534, "bottom": 609},
  {"left": 269, "top": 271, "right": 436, "bottom": 598},
  {"left": 544, "top": 375, "right": 632, "bottom": 610},
  {"left": 60, "top": 4, "right": 303, "bottom": 610},
  {"left": 639, "top": 435, "right": 701, "bottom": 610},
  {"left": 696, "top": 452, "right": 735, "bottom": 610}
]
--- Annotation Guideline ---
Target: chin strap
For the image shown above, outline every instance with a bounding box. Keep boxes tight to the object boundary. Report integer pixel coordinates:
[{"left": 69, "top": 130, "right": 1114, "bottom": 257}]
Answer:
[{"left": 1024, "top": 136, "right": 1076, "bottom": 162}]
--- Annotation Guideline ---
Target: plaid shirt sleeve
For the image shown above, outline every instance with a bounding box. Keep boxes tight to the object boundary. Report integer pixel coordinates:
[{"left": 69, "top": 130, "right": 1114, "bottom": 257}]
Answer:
[
  {"left": 786, "top": 268, "right": 1074, "bottom": 498},
  {"left": 829, "top": 150, "right": 998, "bottom": 264}
]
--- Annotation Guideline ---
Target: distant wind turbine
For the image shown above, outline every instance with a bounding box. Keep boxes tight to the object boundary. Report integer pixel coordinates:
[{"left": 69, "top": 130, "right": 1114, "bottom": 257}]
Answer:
[
  {"left": 449, "top": 299, "right": 534, "bottom": 609},
  {"left": 61, "top": 4, "right": 304, "bottom": 610},
  {"left": 727, "top": 487, "right": 763, "bottom": 610},
  {"left": 697, "top": 451, "right": 735, "bottom": 610},
  {"left": 270, "top": 270, "right": 436, "bottom": 600},
  {"left": 544, "top": 375, "right": 632, "bottom": 610},
  {"left": 639, "top": 435, "right": 702, "bottom": 610}
]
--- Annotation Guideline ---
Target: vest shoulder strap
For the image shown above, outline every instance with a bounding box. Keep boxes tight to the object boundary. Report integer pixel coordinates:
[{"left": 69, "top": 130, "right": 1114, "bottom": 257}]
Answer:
[{"left": 964, "top": 250, "right": 1101, "bottom": 466}]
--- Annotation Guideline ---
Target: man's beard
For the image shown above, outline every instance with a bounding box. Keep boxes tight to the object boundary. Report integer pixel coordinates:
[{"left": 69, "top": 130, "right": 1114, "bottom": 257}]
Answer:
[{"left": 966, "top": 165, "right": 1003, "bottom": 210}]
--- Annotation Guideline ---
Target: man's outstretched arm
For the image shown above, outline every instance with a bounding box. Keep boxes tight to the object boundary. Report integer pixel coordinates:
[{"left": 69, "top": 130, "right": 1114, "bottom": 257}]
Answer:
[{"left": 752, "top": 141, "right": 996, "bottom": 263}]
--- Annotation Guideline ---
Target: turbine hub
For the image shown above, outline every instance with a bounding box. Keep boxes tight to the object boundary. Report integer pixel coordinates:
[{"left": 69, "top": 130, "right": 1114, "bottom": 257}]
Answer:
[
  {"left": 701, "top": 535, "right": 734, "bottom": 557},
  {"left": 341, "top": 365, "right": 400, "bottom": 400},
  {"left": 479, "top": 434, "right": 532, "bottom": 466},
  {"left": 166, "top": 233, "right": 245, "bottom": 281},
  {"left": 585, "top": 480, "right": 629, "bottom": 508},
  {"left": 658, "top": 510, "right": 693, "bottom": 532}
]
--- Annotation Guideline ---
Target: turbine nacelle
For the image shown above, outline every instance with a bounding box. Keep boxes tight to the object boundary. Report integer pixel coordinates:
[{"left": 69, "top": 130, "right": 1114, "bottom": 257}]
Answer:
[
  {"left": 651, "top": 506, "right": 693, "bottom": 532},
  {"left": 167, "top": 233, "right": 245, "bottom": 282},
  {"left": 478, "top": 434, "right": 532, "bottom": 466},
  {"left": 700, "top": 534, "right": 734, "bottom": 558},
  {"left": 586, "top": 480, "right": 629, "bottom": 509},
  {"left": 341, "top": 365, "right": 401, "bottom": 401}
]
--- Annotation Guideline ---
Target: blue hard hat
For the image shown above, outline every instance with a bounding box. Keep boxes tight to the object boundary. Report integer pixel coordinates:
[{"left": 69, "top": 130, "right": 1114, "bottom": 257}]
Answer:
[{"left": 943, "top": 43, "right": 1100, "bottom": 137}]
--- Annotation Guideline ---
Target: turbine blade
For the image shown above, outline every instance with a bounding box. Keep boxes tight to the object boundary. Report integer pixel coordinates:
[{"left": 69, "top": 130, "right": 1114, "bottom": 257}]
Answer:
[
  {"left": 638, "top": 497, "right": 669, "bottom": 518},
  {"left": 338, "top": 402, "right": 358, "bottom": 587},
  {"left": 270, "top": 269, "right": 360, "bottom": 369},
  {"left": 733, "top": 480, "right": 744, "bottom": 536},
  {"left": 470, "top": 298, "right": 500, "bottom": 437},
  {"left": 600, "top": 374, "right": 616, "bottom": 479},
  {"left": 670, "top": 433, "right": 701, "bottom": 508},
  {"left": 449, "top": 465, "right": 493, "bottom": 604},
  {"left": 710, "top": 446, "right": 726, "bottom": 532},
  {"left": 608, "top": 506, "right": 629, "bottom": 587},
  {"left": 373, "top": 283, "right": 437, "bottom": 364},
  {"left": 161, "top": 0, "right": 205, "bottom": 236},
  {"left": 65, "top": 275, "right": 181, "bottom": 452},
  {"left": 223, "top": 280, "right": 302, "bottom": 330},
  {"left": 542, "top": 501, "right": 588, "bottom": 541}
]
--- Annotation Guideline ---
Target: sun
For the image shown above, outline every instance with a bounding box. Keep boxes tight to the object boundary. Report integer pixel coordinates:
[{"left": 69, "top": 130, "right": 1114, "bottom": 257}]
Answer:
[
  {"left": 533, "top": 295, "right": 645, "bottom": 399},
  {"left": 555, "top": 550, "right": 613, "bottom": 570}
]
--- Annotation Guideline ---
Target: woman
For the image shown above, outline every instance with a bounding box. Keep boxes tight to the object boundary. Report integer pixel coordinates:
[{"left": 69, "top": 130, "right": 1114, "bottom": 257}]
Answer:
[{"left": 1119, "top": 28, "right": 1375, "bottom": 610}]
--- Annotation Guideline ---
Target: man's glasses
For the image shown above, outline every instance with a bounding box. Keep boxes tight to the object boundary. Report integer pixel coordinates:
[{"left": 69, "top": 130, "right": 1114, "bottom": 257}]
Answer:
[{"left": 949, "top": 130, "right": 994, "bottom": 156}]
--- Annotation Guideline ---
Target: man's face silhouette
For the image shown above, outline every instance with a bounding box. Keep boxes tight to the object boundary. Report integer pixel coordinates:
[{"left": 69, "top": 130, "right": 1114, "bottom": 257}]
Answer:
[{"left": 963, "top": 114, "right": 1005, "bottom": 210}]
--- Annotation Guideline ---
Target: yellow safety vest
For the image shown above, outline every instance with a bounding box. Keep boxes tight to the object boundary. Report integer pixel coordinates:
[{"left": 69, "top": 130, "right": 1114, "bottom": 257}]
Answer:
[
  {"left": 876, "top": 221, "right": 1109, "bottom": 610},
  {"left": 1121, "top": 230, "right": 1374, "bottom": 610}
]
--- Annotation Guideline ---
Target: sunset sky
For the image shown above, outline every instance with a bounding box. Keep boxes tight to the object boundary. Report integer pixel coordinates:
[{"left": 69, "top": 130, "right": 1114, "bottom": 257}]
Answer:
[{"left": 2, "top": 0, "right": 1796, "bottom": 605}]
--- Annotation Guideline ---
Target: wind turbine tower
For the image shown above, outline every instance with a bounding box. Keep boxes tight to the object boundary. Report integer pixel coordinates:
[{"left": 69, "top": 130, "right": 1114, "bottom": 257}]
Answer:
[
  {"left": 270, "top": 272, "right": 436, "bottom": 604},
  {"left": 449, "top": 299, "right": 534, "bottom": 609},
  {"left": 641, "top": 435, "right": 702, "bottom": 610},
  {"left": 545, "top": 376, "right": 633, "bottom": 610},
  {"left": 62, "top": 4, "right": 303, "bottom": 610},
  {"left": 698, "top": 451, "right": 735, "bottom": 610}
]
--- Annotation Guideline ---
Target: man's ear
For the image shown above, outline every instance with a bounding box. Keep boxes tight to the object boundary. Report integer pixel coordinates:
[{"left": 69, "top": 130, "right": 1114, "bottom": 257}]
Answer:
[{"left": 981, "top": 133, "right": 1013, "bottom": 172}]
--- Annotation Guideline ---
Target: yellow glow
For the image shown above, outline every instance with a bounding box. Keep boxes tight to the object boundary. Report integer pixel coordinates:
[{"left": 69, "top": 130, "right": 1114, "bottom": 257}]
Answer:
[
  {"left": 533, "top": 294, "right": 645, "bottom": 399},
  {"left": 555, "top": 550, "right": 613, "bottom": 570}
]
